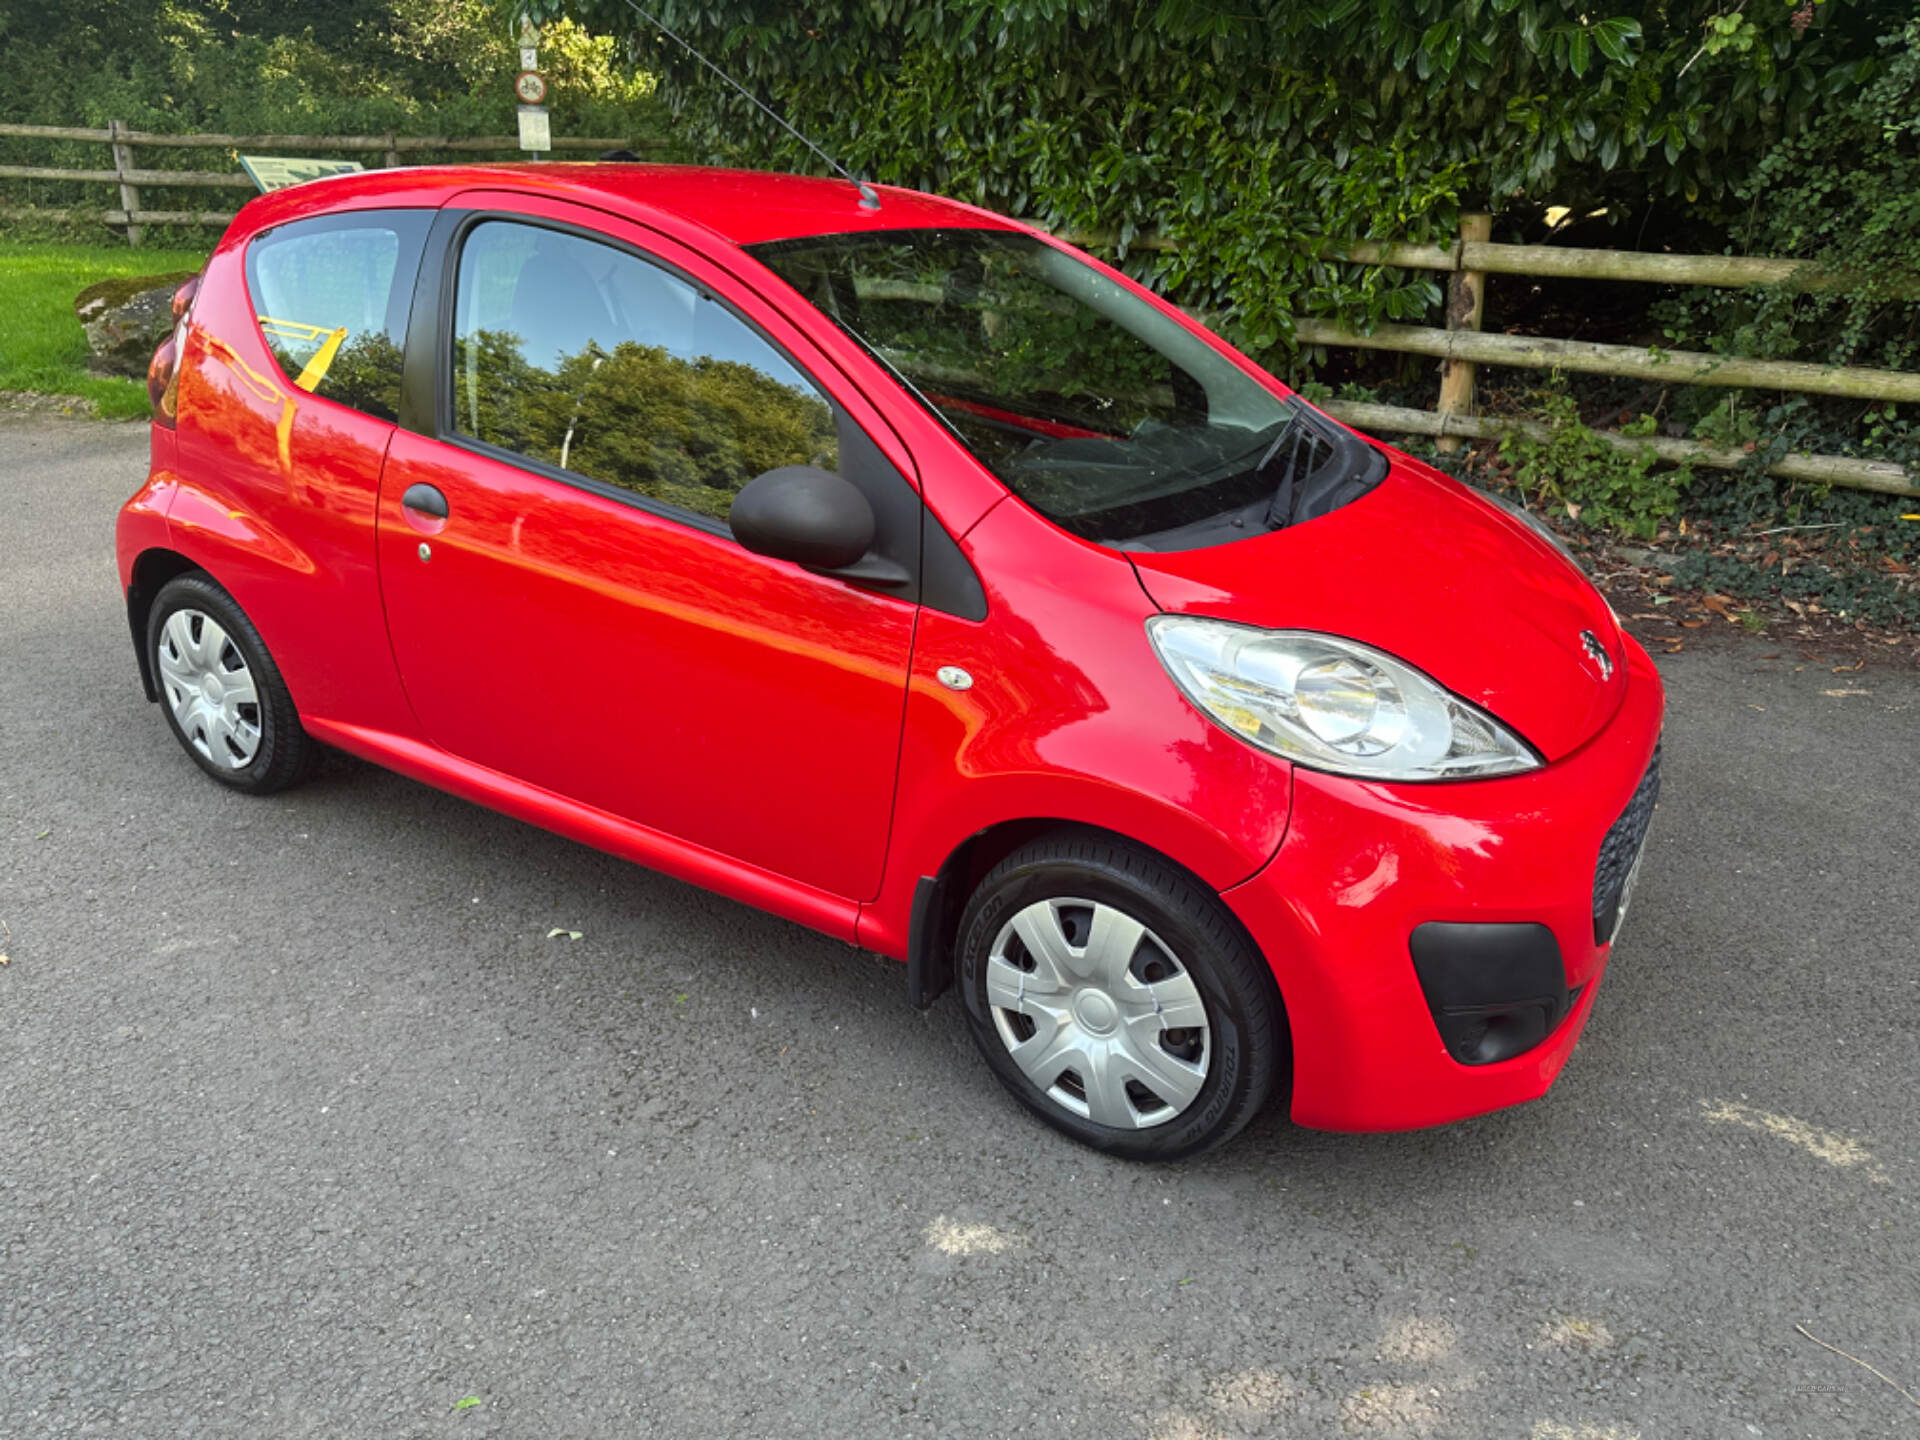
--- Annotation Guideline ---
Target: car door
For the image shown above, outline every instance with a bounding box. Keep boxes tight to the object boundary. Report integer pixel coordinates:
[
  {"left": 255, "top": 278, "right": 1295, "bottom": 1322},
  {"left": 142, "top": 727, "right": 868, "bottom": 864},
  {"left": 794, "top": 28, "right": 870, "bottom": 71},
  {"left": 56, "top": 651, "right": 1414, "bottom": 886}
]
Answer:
[{"left": 376, "top": 199, "right": 922, "bottom": 902}]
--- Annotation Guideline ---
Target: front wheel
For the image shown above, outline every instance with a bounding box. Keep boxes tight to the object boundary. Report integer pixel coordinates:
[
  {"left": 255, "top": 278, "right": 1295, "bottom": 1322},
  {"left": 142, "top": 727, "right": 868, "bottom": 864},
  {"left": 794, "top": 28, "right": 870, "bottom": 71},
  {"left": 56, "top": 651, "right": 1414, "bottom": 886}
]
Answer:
[{"left": 956, "top": 830, "right": 1286, "bottom": 1159}]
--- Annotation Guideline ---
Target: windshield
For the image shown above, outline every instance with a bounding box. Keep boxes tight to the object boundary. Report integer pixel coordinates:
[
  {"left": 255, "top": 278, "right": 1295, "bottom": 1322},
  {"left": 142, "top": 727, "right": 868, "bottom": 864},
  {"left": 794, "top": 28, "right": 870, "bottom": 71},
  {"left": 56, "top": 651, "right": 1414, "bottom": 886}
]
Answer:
[{"left": 748, "top": 228, "right": 1378, "bottom": 547}]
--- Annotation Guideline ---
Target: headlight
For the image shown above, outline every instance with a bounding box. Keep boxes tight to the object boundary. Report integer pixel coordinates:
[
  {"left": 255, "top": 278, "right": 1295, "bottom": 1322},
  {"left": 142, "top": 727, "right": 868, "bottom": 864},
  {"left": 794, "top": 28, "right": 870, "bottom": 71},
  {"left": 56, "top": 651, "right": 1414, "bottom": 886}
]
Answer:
[{"left": 1147, "top": 617, "right": 1541, "bottom": 781}]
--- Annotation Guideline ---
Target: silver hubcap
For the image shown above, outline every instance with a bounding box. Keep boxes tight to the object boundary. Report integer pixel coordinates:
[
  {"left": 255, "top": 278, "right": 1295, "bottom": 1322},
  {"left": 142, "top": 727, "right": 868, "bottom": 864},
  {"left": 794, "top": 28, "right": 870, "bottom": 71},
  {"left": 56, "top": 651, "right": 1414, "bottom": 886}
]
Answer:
[
  {"left": 987, "top": 898, "right": 1211, "bottom": 1129},
  {"left": 157, "top": 609, "right": 261, "bottom": 769}
]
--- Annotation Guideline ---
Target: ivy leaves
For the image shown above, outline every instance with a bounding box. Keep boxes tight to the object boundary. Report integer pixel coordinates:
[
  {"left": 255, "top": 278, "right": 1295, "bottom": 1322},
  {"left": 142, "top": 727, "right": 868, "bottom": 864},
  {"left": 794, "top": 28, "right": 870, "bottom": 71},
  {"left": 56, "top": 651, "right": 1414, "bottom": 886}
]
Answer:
[
  {"left": 1654, "top": 18, "right": 1920, "bottom": 378},
  {"left": 530, "top": 0, "right": 1889, "bottom": 352}
]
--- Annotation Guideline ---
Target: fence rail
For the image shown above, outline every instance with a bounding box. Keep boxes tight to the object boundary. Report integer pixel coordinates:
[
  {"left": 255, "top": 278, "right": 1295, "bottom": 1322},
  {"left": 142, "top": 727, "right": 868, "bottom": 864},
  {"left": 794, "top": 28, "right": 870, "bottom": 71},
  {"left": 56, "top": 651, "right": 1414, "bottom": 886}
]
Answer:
[
  {"left": 0, "top": 207, "right": 241, "bottom": 227},
  {"left": 1069, "top": 215, "right": 1915, "bottom": 495},
  {"left": 1067, "top": 231, "right": 1914, "bottom": 295},
  {"left": 0, "top": 121, "right": 666, "bottom": 151},
  {"left": 1291, "top": 318, "right": 1920, "bottom": 406},
  {"left": 2, "top": 123, "right": 1911, "bottom": 496},
  {"left": 1320, "top": 401, "right": 1918, "bottom": 498},
  {"left": 0, "top": 120, "right": 666, "bottom": 243}
]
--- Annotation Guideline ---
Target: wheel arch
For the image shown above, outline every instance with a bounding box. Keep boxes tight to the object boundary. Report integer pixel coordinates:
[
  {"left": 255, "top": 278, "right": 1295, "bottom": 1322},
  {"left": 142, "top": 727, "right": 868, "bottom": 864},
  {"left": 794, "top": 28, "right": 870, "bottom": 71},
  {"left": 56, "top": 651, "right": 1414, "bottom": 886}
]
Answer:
[
  {"left": 906, "top": 818, "right": 1290, "bottom": 1044},
  {"left": 126, "top": 547, "right": 209, "bottom": 701}
]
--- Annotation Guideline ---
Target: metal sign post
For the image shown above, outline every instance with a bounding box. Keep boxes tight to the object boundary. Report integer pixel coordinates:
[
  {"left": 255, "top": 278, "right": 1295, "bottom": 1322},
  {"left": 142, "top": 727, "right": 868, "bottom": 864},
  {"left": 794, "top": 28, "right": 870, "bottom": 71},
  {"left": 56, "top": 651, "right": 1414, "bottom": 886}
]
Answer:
[{"left": 516, "top": 14, "right": 551, "bottom": 161}]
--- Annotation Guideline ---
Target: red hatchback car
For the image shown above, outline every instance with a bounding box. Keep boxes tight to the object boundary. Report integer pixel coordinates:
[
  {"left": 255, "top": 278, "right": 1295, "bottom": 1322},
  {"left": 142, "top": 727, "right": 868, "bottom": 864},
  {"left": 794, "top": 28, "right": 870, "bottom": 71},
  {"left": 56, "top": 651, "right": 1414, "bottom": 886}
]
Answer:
[{"left": 120, "top": 164, "right": 1663, "bottom": 1157}]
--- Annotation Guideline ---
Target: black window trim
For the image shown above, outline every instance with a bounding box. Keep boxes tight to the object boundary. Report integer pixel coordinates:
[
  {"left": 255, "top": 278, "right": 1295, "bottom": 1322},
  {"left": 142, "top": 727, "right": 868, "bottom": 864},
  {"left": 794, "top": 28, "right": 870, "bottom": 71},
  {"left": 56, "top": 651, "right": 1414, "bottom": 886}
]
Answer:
[{"left": 243, "top": 204, "right": 437, "bottom": 424}]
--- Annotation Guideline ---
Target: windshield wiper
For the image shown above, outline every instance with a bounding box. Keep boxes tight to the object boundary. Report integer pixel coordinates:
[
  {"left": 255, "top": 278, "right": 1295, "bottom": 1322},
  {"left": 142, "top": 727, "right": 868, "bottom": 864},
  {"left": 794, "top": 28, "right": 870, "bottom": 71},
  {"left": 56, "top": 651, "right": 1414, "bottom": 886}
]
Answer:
[
  {"left": 1258, "top": 410, "right": 1310, "bottom": 529},
  {"left": 1251, "top": 411, "right": 1301, "bottom": 477}
]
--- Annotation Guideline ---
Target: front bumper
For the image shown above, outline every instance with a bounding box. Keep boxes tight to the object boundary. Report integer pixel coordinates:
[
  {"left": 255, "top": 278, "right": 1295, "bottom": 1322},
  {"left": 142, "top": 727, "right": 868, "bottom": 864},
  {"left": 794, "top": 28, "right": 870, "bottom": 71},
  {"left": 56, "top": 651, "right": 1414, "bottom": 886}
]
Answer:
[{"left": 1221, "top": 636, "right": 1665, "bottom": 1132}]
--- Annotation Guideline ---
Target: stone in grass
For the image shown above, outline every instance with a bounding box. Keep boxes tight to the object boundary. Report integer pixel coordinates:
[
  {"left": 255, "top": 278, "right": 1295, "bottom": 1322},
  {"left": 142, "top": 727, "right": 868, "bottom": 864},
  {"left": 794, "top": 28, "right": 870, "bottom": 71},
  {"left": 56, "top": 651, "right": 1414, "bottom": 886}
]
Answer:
[{"left": 73, "top": 272, "right": 198, "bottom": 378}]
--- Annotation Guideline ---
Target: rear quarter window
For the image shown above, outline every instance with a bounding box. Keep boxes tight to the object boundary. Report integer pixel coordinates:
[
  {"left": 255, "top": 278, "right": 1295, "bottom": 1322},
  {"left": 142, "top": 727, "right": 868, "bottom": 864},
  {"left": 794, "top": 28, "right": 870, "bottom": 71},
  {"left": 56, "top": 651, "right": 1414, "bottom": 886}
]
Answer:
[{"left": 244, "top": 210, "right": 432, "bottom": 422}]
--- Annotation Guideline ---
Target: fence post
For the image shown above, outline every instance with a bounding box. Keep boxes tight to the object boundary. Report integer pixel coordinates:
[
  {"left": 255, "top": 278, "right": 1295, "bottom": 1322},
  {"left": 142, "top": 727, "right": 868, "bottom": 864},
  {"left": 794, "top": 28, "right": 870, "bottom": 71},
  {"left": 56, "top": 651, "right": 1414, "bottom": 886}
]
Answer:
[
  {"left": 1435, "top": 212, "right": 1491, "bottom": 453},
  {"left": 383, "top": 131, "right": 400, "bottom": 169},
  {"left": 108, "top": 119, "right": 142, "bottom": 247}
]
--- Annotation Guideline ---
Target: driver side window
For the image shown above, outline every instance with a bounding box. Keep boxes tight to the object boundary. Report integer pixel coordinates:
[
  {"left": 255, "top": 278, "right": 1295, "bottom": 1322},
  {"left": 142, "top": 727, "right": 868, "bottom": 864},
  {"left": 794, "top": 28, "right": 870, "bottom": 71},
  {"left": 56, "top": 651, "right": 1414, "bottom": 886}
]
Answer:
[{"left": 451, "top": 220, "right": 840, "bottom": 522}]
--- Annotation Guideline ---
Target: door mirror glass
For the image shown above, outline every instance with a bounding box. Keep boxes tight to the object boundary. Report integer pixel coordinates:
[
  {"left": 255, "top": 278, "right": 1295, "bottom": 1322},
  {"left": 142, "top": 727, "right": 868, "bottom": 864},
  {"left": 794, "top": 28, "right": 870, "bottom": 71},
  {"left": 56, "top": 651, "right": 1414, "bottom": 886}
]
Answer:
[{"left": 729, "top": 466, "right": 875, "bottom": 570}]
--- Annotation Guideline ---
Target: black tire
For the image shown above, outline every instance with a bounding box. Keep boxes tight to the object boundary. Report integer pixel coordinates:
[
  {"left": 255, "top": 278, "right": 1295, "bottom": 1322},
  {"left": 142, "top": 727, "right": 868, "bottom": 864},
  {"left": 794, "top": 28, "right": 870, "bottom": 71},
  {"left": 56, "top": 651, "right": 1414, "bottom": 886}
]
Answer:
[
  {"left": 147, "top": 573, "right": 313, "bottom": 795},
  {"left": 956, "top": 828, "right": 1287, "bottom": 1160}
]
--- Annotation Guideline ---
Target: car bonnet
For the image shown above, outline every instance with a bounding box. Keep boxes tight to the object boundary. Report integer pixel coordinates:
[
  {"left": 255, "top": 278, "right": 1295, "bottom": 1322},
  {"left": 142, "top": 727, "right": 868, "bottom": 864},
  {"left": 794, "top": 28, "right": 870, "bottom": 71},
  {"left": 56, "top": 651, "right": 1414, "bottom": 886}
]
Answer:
[{"left": 1126, "top": 452, "right": 1629, "bottom": 763}]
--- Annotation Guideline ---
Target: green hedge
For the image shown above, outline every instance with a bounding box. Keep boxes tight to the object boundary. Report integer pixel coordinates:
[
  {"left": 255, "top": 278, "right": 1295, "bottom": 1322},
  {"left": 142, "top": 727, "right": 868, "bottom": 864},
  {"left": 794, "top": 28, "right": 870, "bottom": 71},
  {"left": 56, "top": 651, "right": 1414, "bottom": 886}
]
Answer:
[
  {"left": 532, "top": 0, "right": 1904, "bottom": 362},
  {"left": 0, "top": 0, "right": 675, "bottom": 244}
]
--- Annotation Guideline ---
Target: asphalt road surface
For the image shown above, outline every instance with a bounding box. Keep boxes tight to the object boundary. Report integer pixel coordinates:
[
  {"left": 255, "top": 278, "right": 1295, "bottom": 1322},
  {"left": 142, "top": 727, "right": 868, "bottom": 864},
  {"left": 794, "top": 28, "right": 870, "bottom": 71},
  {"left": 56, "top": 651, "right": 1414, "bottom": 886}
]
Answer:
[{"left": 3, "top": 415, "right": 1916, "bottom": 1440}]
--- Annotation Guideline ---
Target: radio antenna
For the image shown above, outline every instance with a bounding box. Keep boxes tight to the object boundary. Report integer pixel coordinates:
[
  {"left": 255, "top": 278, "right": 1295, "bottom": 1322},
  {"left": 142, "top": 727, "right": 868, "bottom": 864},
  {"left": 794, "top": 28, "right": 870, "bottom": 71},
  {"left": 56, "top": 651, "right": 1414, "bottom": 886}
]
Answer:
[{"left": 617, "top": 0, "right": 880, "bottom": 211}]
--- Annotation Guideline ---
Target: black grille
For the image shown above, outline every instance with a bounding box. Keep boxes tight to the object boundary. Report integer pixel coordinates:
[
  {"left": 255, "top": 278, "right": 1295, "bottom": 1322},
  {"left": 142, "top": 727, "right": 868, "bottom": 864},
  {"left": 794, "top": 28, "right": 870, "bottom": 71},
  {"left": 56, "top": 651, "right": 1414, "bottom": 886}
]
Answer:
[{"left": 1593, "top": 744, "right": 1661, "bottom": 943}]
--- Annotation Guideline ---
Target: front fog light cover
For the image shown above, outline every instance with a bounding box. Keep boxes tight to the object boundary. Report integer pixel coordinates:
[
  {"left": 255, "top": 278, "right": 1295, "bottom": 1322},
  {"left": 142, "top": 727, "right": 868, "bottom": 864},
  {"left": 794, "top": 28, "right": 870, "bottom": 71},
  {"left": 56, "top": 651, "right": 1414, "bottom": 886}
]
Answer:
[{"left": 1147, "top": 616, "right": 1541, "bottom": 781}]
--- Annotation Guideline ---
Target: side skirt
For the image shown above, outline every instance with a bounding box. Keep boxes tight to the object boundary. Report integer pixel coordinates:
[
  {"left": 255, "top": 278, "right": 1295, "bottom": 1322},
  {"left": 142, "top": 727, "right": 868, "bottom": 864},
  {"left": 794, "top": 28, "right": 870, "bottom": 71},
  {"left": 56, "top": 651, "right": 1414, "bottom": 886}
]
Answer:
[{"left": 303, "top": 717, "right": 862, "bottom": 945}]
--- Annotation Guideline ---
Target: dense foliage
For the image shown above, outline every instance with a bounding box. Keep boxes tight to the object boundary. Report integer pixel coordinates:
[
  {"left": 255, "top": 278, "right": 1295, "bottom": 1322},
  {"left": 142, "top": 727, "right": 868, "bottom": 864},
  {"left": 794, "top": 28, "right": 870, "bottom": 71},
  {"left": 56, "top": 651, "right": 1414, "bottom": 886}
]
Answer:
[
  {"left": 0, "top": 0, "right": 652, "bottom": 136},
  {"left": 0, "top": 0, "right": 669, "bottom": 239},
  {"left": 532, "top": 0, "right": 1901, "bottom": 356},
  {"left": 1666, "top": 474, "right": 1920, "bottom": 629},
  {"left": 1654, "top": 18, "right": 1920, "bottom": 376},
  {"left": 1496, "top": 385, "right": 1691, "bottom": 538},
  {"left": 4, "top": 0, "right": 1913, "bottom": 569}
]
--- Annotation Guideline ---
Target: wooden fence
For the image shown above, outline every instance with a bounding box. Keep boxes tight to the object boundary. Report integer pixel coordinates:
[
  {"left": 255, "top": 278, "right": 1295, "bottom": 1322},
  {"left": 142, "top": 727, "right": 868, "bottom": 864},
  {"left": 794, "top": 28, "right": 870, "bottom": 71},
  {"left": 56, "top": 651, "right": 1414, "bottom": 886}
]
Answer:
[
  {"left": 0, "top": 121, "right": 667, "bottom": 243},
  {"left": 2, "top": 123, "right": 1912, "bottom": 496},
  {"left": 1063, "top": 214, "right": 1918, "bottom": 498}
]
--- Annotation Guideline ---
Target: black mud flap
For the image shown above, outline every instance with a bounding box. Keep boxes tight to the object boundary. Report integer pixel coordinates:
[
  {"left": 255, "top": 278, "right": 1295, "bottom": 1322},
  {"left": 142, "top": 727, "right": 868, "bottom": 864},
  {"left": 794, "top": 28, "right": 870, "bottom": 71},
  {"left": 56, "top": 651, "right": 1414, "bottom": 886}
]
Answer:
[{"left": 905, "top": 876, "right": 952, "bottom": 1010}]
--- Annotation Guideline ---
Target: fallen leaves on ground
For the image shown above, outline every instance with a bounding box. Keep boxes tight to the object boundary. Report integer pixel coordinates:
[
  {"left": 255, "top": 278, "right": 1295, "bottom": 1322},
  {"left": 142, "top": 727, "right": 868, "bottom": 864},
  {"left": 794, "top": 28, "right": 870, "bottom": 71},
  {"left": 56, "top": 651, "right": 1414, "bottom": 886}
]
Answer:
[{"left": 1592, "top": 536, "right": 1920, "bottom": 671}]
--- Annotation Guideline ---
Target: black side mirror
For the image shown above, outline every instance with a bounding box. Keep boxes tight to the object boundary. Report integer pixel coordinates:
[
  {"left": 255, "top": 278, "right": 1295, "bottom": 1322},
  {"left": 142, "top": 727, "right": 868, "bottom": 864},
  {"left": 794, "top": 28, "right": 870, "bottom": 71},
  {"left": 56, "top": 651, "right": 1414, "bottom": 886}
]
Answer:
[{"left": 729, "top": 466, "right": 875, "bottom": 571}]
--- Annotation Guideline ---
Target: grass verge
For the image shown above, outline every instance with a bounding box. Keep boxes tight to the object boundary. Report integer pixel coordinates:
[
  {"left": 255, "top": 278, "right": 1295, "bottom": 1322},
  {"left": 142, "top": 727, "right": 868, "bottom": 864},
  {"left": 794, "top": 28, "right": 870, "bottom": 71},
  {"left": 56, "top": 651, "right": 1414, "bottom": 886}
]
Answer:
[{"left": 0, "top": 240, "right": 209, "bottom": 419}]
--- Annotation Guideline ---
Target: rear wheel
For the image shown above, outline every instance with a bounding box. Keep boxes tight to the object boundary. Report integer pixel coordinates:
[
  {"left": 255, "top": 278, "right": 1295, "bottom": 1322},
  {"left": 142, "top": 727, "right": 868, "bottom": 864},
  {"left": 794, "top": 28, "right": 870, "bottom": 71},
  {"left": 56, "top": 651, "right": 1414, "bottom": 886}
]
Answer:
[
  {"left": 956, "top": 830, "right": 1285, "bottom": 1159},
  {"left": 148, "top": 573, "right": 313, "bottom": 795}
]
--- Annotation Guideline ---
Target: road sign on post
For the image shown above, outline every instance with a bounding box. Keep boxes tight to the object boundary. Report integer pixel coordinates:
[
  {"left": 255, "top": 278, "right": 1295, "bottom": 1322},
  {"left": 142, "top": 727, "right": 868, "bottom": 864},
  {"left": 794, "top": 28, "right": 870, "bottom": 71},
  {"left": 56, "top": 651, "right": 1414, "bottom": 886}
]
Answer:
[
  {"left": 516, "top": 13, "right": 549, "bottom": 161},
  {"left": 516, "top": 109, "right": 552, "bottom": 154}
]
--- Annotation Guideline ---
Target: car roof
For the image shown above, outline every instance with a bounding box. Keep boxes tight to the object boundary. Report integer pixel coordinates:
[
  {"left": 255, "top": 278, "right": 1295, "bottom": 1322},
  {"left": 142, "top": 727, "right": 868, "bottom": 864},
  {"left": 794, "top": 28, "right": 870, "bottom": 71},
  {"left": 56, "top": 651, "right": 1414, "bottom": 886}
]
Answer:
[{"left": 228, "top": 162, "right": 1026, "bottom": 250}]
